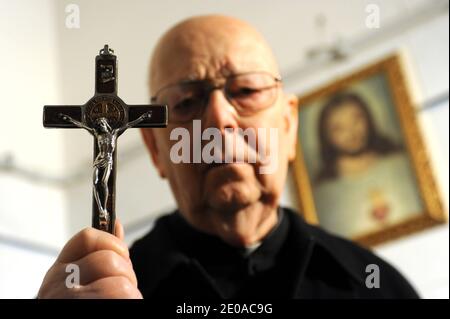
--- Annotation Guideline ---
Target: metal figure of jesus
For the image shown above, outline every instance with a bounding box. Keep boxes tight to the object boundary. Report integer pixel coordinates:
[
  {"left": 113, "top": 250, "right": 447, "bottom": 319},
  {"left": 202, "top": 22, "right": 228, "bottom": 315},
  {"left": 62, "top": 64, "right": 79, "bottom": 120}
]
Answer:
[{"left": 59, "top": 112, "right": 152, "bottom": 227}]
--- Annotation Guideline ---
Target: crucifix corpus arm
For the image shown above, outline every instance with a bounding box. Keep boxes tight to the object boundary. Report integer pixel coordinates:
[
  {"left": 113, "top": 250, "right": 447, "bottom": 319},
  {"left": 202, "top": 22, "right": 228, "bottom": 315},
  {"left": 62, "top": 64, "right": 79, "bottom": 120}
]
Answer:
[
  {"left": 114, "top": 111, "right": 152, "bottom": 136},
  {"left": 59, "top": 113, "right": 94, "bottom": 134}
]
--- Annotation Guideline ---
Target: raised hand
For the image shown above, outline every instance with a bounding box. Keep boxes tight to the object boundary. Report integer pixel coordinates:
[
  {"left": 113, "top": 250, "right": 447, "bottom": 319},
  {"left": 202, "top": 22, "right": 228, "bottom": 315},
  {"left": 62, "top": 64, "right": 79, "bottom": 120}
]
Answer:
[{"left": 37, "top": 220, "right": 142, "bottom": 299}]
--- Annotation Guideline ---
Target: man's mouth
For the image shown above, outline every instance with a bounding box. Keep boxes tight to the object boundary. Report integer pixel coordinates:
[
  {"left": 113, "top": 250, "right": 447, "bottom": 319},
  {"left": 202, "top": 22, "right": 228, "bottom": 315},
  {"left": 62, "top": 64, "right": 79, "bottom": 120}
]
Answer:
[{"left": 201, "top": 162, "right": 236, "bottom": 174}]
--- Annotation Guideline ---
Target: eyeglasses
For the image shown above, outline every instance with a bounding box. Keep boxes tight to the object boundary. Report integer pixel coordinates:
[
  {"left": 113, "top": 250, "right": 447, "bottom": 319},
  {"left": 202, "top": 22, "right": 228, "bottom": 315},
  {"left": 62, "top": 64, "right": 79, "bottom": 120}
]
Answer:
[{"left": 151, "top": 72, "right": 282, "bottom": 124}]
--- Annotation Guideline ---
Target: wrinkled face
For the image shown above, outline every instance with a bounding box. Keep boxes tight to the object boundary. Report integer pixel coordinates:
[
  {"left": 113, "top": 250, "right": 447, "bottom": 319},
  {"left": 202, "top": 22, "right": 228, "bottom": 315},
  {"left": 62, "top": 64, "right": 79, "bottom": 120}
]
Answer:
[
  {"left": 141, "top": 16, "right": 298, "bottom": 246},
  {"left": 325, "top": 102, "right": 369, "bottom": 155}
]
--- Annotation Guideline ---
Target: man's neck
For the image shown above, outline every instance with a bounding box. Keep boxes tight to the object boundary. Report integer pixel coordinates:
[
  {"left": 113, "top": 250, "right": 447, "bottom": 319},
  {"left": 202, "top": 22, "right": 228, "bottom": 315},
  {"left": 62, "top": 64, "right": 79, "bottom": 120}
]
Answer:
[
  {"left": 240, "top": 207, "right": 284, "bottom": 256},
  {"left": 182, "top": 202, "right": 280, "bottom": 248},
  {"left": 219, "top": 203, "right": 280, "bottom": 248}
]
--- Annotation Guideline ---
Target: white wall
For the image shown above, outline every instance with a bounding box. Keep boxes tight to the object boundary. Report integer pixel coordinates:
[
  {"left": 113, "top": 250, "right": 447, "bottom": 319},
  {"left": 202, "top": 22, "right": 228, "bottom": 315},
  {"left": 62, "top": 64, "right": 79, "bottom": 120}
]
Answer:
[
  {"left": 0, "top": 0, "right": 68, "bottom": 246},
  {"left": 0, "top": 0, "right": 448, "bottom": 298},
  {"left": 0, "top": 0, "right": 67, "bottom": 298}
]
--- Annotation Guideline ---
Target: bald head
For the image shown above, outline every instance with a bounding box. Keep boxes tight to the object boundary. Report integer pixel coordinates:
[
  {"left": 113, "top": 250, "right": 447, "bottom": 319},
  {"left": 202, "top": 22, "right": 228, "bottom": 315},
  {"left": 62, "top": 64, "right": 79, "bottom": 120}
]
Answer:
[{"left": 149, "top": 15, "right": 280, "bottom": 95}]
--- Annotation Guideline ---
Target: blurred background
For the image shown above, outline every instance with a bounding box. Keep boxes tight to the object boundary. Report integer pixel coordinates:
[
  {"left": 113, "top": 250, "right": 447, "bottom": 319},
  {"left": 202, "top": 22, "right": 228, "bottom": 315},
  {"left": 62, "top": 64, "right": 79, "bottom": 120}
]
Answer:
[{"left": 0, "top": 0, "right": 448, "bottom": 298}]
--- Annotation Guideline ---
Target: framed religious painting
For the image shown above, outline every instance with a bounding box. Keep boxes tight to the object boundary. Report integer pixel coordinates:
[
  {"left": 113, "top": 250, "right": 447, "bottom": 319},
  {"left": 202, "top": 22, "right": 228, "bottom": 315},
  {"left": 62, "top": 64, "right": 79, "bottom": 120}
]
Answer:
[{"left": 293, "top": 53, "right": 446, "bottom": 246}]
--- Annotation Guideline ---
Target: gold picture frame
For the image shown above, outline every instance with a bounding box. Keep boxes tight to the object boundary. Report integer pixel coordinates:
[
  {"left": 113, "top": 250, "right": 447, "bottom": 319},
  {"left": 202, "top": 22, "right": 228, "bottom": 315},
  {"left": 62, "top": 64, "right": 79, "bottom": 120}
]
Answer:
[{"left": 293, "top": 53, "right": 446, "bottom": 246}]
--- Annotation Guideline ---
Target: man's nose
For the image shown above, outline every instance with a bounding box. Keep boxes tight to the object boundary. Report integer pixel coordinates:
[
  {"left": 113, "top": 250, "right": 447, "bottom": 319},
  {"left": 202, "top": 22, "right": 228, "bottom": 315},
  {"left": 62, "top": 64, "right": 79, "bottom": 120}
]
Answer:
[{"left": 202, "top": 89, "right": 239, "bottom": 133}]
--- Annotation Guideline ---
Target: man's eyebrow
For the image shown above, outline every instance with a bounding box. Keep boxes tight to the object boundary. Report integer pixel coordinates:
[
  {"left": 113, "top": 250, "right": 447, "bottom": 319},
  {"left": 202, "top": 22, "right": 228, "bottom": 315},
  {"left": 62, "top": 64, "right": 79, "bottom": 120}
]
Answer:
[
  {"left": 181, "top": 71, "right": 208, "bottom": 81},
  {"left": 178, "top": 77, "right": 205, "bottom": 84},
  {"left": 167, "top": 74, "right": 207, "bottom": 86},
  {"left": 154, "top": 76, "right": 202, "bottom": 92}
]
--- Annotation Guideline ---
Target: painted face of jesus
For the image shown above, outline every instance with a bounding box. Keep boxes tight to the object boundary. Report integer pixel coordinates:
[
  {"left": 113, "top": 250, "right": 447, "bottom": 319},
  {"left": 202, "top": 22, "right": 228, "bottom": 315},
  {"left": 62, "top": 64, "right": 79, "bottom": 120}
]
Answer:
[
  {"left": 325, "top": 102, "right": 370, "bottom": 156},
  {"left": 140, "top": 15, "right": 299, "bottom": 247}
]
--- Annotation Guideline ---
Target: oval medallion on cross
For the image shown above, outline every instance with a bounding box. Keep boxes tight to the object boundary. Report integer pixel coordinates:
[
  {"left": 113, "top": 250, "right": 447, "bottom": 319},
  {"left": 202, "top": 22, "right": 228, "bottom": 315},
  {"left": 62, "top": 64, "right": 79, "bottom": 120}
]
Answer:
[{"left": 85, "top": 95, "right": 126, "bottom": 129}]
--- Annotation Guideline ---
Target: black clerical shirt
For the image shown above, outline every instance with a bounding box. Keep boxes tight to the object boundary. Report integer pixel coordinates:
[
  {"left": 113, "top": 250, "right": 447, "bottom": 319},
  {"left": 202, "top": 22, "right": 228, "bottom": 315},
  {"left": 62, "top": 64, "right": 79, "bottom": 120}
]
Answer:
[{"left": 130, "top": 207, "right": 419, "bottom": 298}]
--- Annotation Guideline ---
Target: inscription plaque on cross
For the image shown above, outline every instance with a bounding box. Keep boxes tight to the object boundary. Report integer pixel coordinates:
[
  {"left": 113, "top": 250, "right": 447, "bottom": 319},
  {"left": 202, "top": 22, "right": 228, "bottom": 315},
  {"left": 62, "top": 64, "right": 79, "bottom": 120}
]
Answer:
[{"left": 43, "top": 45, "right": 168, "bottom": 234}]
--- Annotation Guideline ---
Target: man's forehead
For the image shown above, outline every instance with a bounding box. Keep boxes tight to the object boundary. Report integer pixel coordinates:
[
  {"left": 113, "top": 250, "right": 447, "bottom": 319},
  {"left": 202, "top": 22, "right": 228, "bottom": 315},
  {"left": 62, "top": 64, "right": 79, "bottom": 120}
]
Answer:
[
  {"left": 150, "top": 15, "right": 279, "bottom": 93},
  {"left": 158, "top": 52, "right": 274, "bottom": 82}
]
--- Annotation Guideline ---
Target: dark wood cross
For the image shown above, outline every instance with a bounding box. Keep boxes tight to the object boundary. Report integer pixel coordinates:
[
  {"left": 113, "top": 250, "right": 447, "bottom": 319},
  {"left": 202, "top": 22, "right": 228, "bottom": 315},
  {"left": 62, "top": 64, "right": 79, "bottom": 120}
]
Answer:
[{"left": 43, "top": 45, "right": 167, "bottom": 234}]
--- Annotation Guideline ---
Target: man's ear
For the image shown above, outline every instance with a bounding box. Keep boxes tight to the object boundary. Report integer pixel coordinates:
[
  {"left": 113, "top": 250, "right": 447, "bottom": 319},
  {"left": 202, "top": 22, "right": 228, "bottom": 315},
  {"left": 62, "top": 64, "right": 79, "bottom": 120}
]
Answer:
[
  {"left": 282, "top": 93, "right": 299, "bottom": 161},
  {"left": 140, "top": 128, "right": 166, "bottom": 178}
]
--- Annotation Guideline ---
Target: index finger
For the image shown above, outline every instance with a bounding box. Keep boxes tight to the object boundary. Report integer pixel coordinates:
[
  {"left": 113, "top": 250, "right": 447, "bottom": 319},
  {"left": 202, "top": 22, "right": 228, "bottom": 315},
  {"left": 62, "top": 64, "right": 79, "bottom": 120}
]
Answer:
[{"left": 57, "top": 227, "right": 129, "bottom": 264}]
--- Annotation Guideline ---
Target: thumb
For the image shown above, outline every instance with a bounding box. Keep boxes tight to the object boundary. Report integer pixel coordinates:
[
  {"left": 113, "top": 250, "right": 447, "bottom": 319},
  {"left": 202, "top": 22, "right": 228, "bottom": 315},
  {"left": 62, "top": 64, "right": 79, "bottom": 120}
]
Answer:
[{"left": 114, "top": 219, "right": 125, "bottom": 241}]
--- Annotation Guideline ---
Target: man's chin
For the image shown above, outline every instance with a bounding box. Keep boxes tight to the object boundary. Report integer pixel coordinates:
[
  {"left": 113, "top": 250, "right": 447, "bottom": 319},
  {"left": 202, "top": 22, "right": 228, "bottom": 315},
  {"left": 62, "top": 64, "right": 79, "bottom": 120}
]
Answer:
[
  {"left": 202, "top": 163, "right": 262, "bottom": 212},
  {"left": 205, "top": 180, "right": 261, "bottom": 213}
]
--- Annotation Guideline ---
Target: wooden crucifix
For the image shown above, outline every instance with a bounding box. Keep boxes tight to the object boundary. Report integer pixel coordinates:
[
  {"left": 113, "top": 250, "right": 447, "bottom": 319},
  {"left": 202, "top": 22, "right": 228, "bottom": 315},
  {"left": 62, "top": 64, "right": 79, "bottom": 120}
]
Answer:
[{"left": 43, "top": 45, "right": 168, "bottom": 234}]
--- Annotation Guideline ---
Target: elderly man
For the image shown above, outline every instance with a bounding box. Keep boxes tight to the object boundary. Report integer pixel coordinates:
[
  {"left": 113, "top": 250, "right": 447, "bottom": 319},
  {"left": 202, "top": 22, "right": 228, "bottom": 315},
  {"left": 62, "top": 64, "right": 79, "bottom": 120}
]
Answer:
[{"left": 38, "top": 15, "right": 418, "bottom": 299}]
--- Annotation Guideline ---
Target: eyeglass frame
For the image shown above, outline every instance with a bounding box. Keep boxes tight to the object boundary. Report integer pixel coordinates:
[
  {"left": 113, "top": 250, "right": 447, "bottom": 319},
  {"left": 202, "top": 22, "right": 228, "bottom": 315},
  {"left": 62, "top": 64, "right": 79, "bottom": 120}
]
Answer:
[{"left": 150, "top": 71, "right": 283, "bottom": 124}]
